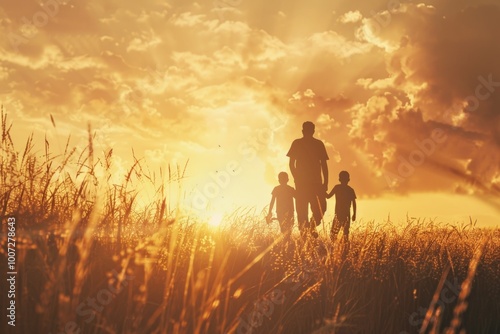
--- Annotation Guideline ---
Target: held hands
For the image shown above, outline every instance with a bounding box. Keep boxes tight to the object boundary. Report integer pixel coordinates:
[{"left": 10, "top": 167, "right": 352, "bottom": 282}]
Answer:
[
  {"left": 266, "top": 213, "right": 272, "bottom": 224},
  {"left": 352, "top": 213, "right": 356, "bottom": 222}
]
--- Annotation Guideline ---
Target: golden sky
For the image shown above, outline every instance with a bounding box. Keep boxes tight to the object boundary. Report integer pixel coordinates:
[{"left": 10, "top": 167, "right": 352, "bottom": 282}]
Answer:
[{"left": 1, "top": 0, "right": 499, "bottom": 226}]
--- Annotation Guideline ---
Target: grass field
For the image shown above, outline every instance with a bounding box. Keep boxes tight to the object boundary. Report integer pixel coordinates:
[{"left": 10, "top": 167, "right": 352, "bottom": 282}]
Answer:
[{"left": 1, "top": 111, "right": 499, "bottom": 334}]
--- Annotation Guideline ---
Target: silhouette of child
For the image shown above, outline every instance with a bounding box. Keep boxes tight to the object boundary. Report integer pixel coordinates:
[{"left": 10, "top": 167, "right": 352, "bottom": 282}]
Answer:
[
  {"left": 267, "top": 172, "right": 295, "bottom": 236},
  {"left": 326, "top": 171, "right": 357, "bottom": 254}
]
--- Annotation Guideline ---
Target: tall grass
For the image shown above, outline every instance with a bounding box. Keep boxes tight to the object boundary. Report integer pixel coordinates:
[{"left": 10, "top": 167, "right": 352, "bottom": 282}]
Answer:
[{"left": 0, "top": 109, "right": 499, "bottom": 334}]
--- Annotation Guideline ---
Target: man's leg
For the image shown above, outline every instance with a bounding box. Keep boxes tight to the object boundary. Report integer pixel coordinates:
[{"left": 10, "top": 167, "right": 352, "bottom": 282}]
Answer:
[
  {"left": 310, "top": 184, "right": 326, "bottom": 227},
  {"left": 303, "top": 186, "right": 319, "bottom": 237},
  {"left": 295, "top": 185, "right": 309, "bottom": 237}
]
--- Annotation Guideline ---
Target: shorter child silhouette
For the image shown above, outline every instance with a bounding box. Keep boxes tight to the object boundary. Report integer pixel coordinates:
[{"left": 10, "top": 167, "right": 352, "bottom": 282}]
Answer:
[
  {"left": 267, "top": 172, "right": 295, "bottom": 236},
  {"left": 326, "top": 171, "right": 357, "bottom": 254}
]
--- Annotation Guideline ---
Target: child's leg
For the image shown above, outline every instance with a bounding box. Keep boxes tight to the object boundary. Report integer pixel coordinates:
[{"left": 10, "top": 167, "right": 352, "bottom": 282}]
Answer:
[
  {"left": 284, "top": 218, "right": 294, "bottom": 252},
  {"left": 342, "top": 220, "right": 351, "bottom": 256},
  {"left": 330, "top": 216, "right": 341, "bottom": 242},
  {"left": 279, "top": 214, "right": 293, "bottom": 242}
]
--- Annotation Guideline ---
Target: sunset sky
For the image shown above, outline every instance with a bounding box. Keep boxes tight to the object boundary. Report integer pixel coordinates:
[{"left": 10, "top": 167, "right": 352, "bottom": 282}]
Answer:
[{"left": 1, "top": 0, "right": 499, "bottom": 226}]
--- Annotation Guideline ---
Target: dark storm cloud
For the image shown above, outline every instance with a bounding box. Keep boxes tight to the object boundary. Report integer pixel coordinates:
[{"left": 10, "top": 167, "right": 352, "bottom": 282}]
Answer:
[{"left": 349, "top": 3, "right": 500, "bottom": 200}]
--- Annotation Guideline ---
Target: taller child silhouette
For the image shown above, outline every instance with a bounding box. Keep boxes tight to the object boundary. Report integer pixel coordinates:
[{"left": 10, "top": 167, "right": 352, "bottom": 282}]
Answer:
[{"left": 287, "top": 121, "right": 329, "bottom": 237}]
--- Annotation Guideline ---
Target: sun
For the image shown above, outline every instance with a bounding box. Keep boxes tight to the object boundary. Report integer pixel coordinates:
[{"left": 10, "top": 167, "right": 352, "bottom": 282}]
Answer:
[{"left": 207, "top": 212, "right": 224, "bottom": 228}]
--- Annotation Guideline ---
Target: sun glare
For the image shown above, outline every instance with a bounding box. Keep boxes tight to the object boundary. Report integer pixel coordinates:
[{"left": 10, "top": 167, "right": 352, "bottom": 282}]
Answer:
[{"left": 208, "top": 212, "right": 224, "bottom": 227}]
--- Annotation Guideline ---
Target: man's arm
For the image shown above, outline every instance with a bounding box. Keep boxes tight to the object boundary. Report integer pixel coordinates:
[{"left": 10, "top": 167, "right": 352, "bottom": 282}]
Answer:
[
  {"left": 352, "top": 198, "right": 357, "bottom": 221},
  {"left": 321, "top": 159, "right": 328, "bottom": 191},
  {"left": 289, "top": 157, "right": 297, "bottom": 180}
]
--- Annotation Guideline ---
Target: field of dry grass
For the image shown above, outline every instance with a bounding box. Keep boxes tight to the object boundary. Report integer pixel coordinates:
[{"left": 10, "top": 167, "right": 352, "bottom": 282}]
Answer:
[{"left": 1, "top": 110, "right": 499, "bottom": 334}]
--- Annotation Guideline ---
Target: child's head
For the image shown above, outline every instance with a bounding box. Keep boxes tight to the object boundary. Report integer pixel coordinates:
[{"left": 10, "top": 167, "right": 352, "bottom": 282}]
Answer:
[
  {"left": 339, "top": 171, "right": 350, "bottom": 184},
  {"left": 278, "top": 171, "right": 289, "bottom": 185}
]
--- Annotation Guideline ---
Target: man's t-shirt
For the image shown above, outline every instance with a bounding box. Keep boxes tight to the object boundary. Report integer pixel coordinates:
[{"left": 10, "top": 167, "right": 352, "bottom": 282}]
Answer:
[
  {"left": 331, "top": 184, "right": 356, "bottom": 219},
  {"left": 272, "top": 184, "right": 295, "bottom": 216},
  {"left": 287, "top": 137, "right": 329, "bottom": 185}
]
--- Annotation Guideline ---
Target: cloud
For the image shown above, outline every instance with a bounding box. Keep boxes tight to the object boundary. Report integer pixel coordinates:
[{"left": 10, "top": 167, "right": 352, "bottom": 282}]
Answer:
[
  {"left": 1, "top": 0, "right": 498, "bottom": 210},
  {"left": 339, "top": 10, "right": 363, "bottom": 23},
  {"left": 348, "top": 3, "right": 500, "bottom": 198},
  {"left": 307, "top": 30, "right": 373, "bottom": 58},
  {"left": 316, "top": 113, "right": 340, "bottom": 130},
  {"left": 169, "top": 12, "right": 206, "bottom": 27}
]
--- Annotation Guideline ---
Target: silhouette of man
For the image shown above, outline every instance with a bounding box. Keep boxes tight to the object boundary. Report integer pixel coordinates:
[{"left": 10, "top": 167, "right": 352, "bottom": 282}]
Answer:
[{"left": 287, "top": 121, "right": 329, "bottom": 238}]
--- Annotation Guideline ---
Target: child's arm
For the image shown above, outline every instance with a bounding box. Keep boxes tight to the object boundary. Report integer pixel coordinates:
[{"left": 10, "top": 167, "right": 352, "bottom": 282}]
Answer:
[
  {"left": 267, "top": 195, "right": 276, "bottom": 218},
  {"left": 352, "top": 198, "right": 356, "bottom": 221},
  {"left": 326, "top": 187, "right": 335, "bottom": 199}
]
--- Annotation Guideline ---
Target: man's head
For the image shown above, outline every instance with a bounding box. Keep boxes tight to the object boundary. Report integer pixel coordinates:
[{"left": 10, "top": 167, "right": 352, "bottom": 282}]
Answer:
[
  {"left": 278, "top": 171, "right": 289, "bottom": 185},
  {"left": 302, "top": 121, "right": 315, "bottom": 138},
  {"left": 339, "top": 171, "right": 350, "bottom": 184}
]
